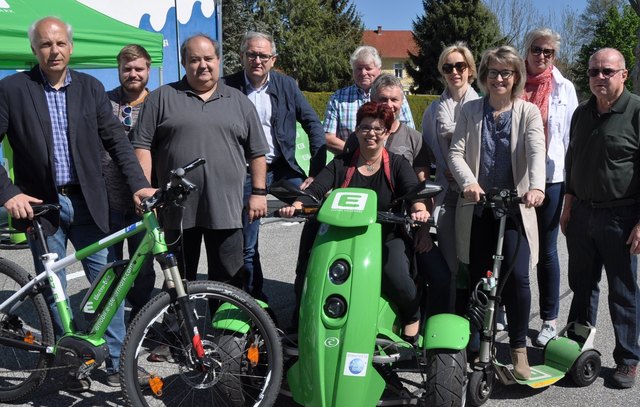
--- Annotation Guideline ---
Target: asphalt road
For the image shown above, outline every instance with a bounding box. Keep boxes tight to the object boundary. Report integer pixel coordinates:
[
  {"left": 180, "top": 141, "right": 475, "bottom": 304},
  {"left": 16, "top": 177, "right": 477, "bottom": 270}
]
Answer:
[{"left": 1, "top": 206, "right": 639, "bottom": 406}]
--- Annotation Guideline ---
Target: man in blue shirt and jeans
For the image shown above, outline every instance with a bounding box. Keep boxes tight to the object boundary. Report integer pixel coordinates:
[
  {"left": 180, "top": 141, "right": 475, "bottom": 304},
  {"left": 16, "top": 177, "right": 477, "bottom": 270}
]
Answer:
[{"left": 223, "top": 31, "right": 326, "bottom": 300}]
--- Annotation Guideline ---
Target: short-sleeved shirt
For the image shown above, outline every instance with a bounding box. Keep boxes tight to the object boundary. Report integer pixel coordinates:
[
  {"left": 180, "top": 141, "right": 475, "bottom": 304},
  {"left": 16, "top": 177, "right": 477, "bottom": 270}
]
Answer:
[
  {"left": 132, "top": 79, "right": 268, "bottom": 229},
  {"left": 103, "top": 86, "right": 148, "bottom": 212},
  {"left": 343, "top": 122, "right": 430, "bottom": 169},
  {"left": 323, "top": 84, "right": 415, "bottom": 140},
  {"left": 566, "top": 89, "right": 640, "bottom": 202}
]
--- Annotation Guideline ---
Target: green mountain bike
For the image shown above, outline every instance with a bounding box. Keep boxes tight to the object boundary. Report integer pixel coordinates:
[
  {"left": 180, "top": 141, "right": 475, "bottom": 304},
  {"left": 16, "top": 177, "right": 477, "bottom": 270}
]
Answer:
[{"left": 0, "top": 158, "right": 282, "bottom": 406}]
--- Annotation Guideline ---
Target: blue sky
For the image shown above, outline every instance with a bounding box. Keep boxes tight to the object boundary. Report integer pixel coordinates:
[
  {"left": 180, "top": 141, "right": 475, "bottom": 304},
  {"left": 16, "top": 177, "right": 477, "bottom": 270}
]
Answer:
[{"left": 352, "top": 0, "right": 588, "bottom": 30}]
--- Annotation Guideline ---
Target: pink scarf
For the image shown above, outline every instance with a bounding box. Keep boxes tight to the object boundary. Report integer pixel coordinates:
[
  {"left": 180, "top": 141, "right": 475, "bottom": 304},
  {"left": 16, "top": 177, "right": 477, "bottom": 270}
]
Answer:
[{"left": 522, "top": 64, "right": 553, "bottom": 147}]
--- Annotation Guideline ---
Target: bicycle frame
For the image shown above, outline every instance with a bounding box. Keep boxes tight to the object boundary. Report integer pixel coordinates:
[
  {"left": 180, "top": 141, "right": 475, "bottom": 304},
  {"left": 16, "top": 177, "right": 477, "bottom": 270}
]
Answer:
[{"left": 0, "top": 209, "right": 175, "bottom": 352}]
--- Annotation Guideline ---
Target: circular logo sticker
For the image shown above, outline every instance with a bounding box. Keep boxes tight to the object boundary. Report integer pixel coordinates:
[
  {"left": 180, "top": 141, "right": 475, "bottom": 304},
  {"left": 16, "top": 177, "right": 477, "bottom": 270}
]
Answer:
[
  {"left": 349, "top": 358, "right": 365, "bottom": 375},
  {"left": 324, "top": 337, "right": 339, "bottom": 347}
]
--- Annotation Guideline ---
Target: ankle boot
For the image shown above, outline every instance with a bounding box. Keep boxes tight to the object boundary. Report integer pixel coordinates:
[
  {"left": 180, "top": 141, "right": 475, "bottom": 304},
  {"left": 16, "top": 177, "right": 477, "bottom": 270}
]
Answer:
[{"left": 510, "top": 347, "right": 531, "bottom": 380}]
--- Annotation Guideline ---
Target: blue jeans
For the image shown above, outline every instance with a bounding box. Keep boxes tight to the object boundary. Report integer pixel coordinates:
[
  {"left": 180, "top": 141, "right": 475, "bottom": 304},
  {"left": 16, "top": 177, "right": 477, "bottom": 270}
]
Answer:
[
  {"left": 29, "top": 192, "right": 125, "bottom": 374},
  {"left": 242, "top": 162, "right": 304, "bottom": 298},
  {"left": 535, "top": 182, "right": 564, "bottom": 321},
  {"left": 108, "top": 208, "right": 156, "bottom": 321},
  {"left": 566, "top": 200, "right": 640, "bottom": 366}
]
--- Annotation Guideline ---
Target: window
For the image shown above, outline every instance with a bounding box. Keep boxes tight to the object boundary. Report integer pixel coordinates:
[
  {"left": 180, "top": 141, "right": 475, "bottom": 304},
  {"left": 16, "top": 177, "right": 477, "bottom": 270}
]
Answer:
[{"left": 394, "top": 63, "right": 404, "bottom": 79}]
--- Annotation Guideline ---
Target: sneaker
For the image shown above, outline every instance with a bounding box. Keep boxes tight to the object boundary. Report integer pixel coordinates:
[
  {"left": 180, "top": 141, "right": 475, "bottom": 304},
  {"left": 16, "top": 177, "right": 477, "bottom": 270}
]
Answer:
[
  {"left": 611, "top": 364, "right": 637, "bottom": 389},
  {"left": 106, "top": 372, "right": 120, "bottom": 387},
  {"left": 64, "top": 374, "right": 91, "bottom": 393},
  {"left": 496, "top": 306, "right": 507, "bottom": 331},
  {"left": 535, "top": 322, "right": 557, "bottom": 347}
]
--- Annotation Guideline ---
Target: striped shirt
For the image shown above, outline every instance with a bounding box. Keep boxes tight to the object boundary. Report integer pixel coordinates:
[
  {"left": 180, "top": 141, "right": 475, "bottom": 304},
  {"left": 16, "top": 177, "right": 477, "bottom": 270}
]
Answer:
[
  {"left": 323, "top": 83, "right": 415, "bottom": 140},
  {"left": 41, "top": 68, "right": 77, "bottom": 186}
]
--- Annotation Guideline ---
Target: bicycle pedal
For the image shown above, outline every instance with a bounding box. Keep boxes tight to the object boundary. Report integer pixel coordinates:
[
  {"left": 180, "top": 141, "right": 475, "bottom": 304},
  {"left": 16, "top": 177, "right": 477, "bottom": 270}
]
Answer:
[{"left": 77, "top": 358, "right": 98, "bottom": 377}]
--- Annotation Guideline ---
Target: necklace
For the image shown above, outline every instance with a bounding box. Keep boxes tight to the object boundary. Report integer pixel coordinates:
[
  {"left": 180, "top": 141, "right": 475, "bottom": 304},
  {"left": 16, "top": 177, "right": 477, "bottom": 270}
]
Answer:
[{"left": 362, "top": 155, "right": 380, "bottom": 172}]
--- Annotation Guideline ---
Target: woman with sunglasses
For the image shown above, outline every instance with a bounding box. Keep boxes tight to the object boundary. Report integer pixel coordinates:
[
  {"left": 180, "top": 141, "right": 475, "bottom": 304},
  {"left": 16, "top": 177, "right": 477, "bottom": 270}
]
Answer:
[
  {"left": 280, "top": 102, "right": 430, "bottom": 342},
  {"left": 422, "top": 42, "right": 480, "bottom": 313},
  {"left": 448, "top": 46, "right": 546, "bottom": 380},
  {"left": 521, "top": 28, "right": 579, "bottom": 348}
]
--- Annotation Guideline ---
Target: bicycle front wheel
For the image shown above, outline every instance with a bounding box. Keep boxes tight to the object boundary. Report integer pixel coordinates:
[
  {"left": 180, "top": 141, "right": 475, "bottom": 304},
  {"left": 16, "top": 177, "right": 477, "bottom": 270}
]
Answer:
[
  {"left": 0, "top": 257, "right": 55, "bottom": 402},
  {"left": 120, "top": 281, "right": 283, "bottom": 407}
]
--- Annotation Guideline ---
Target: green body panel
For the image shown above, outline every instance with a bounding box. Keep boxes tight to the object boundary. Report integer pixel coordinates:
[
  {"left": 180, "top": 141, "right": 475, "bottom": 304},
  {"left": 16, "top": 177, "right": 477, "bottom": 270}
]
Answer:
[
  {"left": 423, "top": 313, "right": 470, "bottom": 350},
  {"left": 211, "top": 300, "right": 269, "bottom": 333},
  {"left": 544, "top": 336, "right": 584, "bottom": 372},
  {"left": 317, "top": 188, "right": 377, "bottom": 227},
  {"left": 290, "top": 190, "right": 386, "bottom": 406}
]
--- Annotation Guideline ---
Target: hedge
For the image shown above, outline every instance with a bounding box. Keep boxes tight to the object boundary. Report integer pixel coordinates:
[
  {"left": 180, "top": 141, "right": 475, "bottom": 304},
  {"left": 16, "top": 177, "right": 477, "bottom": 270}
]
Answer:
[{"left": 302, "top": 91, "right": 439, "bottom": 131}]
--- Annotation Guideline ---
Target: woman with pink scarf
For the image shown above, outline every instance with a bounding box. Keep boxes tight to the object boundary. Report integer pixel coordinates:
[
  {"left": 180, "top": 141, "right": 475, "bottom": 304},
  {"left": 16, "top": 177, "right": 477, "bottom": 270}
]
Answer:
[{"left": 521, "top": 28, "right": 579, "bottom": 347}]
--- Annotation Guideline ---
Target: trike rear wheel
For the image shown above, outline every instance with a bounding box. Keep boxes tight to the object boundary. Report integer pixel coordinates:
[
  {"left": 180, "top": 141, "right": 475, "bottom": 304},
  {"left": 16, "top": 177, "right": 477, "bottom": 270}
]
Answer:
[{"left": 422, "top": 349, "right": 467, "bottom": 406}]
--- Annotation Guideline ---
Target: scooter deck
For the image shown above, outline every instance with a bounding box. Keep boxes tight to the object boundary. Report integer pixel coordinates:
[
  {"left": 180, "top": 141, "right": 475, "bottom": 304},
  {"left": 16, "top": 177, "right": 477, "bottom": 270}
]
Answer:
[{"left": 494, "top": 362, "right": 566, "bottom": 388}]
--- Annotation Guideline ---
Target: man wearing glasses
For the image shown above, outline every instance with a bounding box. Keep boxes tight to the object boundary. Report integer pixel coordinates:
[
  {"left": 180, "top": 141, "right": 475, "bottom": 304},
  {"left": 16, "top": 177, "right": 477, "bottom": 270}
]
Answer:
[
  {"left": 223, "top": 31, "right": 326, "bottom": 300},
  {"left": 0, "top": 17, "right": 154, "bottom": 391},
  {"left": 103, "top": 45, "right": 156, "bottom": 335},
  {"left": 323, "top": 46, "right": 415, "bottom": 154},
  {"left": 561, "top": 47, "right": 640, "bottom": 389}
]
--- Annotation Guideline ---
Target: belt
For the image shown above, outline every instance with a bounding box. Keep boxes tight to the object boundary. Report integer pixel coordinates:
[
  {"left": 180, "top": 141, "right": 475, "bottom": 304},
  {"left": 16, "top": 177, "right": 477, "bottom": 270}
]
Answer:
[
  {"left": 580, "top": 198, "right": 640, "bottom": 209},
  {"left": 57, "top": 184, "right": 81, "bottom": 195}
]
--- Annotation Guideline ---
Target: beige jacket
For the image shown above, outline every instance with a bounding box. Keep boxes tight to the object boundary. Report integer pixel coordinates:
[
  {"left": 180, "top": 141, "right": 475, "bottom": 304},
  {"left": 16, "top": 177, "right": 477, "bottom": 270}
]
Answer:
[{"left": 447, "top": 97, "right": 546, "bottom": 266}]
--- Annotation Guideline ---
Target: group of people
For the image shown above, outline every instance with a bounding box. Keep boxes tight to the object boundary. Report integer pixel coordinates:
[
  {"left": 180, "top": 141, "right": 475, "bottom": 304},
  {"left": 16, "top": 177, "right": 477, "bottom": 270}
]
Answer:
[
  {"left": 421, "top": 29, "right": 638, "bottom": 388},
  {"left": 0, "top": 14, "right": 637, "bottom": 394}
]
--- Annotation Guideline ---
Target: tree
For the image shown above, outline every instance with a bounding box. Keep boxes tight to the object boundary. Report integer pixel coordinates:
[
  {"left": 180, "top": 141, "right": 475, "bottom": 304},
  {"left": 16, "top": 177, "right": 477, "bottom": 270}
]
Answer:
[
  {"left": 577, "top": 0, "right": 625, "bottom": 43},
  {"left": 221, "top": 0, "right": 362, "bottom": 91},
  {"left": 485, "top": 0, "right": 552, "bottom": 52},
  {"left": 407, "top": 0, "right": 503, "bottom": 94},
  {"left": 572, "top": 4, "right": 640, "bottom": 98}
]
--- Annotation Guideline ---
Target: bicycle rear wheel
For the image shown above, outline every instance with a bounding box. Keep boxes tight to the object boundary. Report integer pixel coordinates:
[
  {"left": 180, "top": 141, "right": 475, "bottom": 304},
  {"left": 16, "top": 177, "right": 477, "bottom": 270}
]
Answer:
[
  {"left": 120, "top": 281, "right": 283, "bottom": 407},
  {"left": 0, "top": 257, "right": 55, "bottom": 402}
]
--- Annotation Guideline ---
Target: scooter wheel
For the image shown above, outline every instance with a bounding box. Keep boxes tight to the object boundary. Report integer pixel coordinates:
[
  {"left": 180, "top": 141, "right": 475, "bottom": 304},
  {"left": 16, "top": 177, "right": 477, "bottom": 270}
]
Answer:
[
  {"left": 467, "top": 368, "right": 494, "bottom": 406},
  {"left": 570, "top": 350, "right": 601, "bottom": 387}
]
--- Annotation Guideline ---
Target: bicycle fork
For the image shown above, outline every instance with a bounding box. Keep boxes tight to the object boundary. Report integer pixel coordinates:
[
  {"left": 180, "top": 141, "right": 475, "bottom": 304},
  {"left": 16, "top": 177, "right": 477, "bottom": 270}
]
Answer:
[{"left": 156, "top": 253, "right": 207, "bottom": 368}]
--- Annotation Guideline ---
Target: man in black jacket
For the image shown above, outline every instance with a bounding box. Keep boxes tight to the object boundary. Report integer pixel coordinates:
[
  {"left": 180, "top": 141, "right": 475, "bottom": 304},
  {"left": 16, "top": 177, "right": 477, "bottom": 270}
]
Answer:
[
  {"left": 223, "top": 31, "right": 326, "bottom": 300},
  {"left": 0, "top": 17, "right": 154, "bottom": 391}
]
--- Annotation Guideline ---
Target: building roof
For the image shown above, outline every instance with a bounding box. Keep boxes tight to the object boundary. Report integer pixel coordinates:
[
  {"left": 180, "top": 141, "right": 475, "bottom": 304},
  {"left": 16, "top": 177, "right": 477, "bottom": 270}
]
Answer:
[{"left": 362, "top": 26, "right": 418, "bottom": 59}]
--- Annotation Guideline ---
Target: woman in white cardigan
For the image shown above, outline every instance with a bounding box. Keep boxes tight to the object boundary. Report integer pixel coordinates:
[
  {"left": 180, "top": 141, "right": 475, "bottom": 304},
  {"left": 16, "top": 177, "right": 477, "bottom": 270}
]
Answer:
[
  {"left": 448, "top": 46, "right": 546, "bottom": 380},
  {"left": 521, "top": 28, "right": 579, "bottom": 348},
  {"left": 422, "top": 42, "right": 480, "bottom": 307}
]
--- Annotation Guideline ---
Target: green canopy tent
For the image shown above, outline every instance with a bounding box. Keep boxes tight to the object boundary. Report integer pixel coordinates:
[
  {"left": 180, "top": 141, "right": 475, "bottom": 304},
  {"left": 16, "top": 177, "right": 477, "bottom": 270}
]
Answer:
[{"left": 0, "top": 0, "right": 163, "bottom": 69}]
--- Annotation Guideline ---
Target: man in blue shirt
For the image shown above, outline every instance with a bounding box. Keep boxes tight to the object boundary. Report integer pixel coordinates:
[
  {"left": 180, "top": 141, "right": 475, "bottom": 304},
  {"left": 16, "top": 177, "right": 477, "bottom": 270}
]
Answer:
[{"left": 0, "top": 17, "right": 154, "bottom": 391}]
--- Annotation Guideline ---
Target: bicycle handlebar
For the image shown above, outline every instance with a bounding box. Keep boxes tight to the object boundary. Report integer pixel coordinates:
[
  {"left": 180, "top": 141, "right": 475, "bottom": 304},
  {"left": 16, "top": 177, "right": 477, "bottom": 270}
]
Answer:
[{"left": 142, "top": 158, "right": 206, "bottom": 211}]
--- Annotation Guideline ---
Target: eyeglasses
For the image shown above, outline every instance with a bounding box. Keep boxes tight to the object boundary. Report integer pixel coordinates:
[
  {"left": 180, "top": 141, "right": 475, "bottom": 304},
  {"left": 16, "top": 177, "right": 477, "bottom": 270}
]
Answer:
[
  {"left": 357, "top": 125, "right": 386, "bottom": 135},
  {"left": 245, "top": 51, "right": 274, "bottom": 62},
  {"left": 530, "top": 46, "right": 555, "bottom": 58},
  {"left": 487, "top": 69, "right": 515, "bottom": 79},
  {"left": 442, "top": 62, "right": 468, "bottom": 74},
  {"left": 121, "top": 105, "right": 132, "bottom": 130},
  {"left": 587, "top": 68, "right": 625, "bottom": 78}
]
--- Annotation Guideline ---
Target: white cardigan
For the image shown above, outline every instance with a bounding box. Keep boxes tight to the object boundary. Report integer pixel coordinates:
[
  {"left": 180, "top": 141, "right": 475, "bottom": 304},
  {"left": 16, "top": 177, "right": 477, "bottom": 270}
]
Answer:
[{"left": 544, "top": 66, "right": 579, "bottom": 183}]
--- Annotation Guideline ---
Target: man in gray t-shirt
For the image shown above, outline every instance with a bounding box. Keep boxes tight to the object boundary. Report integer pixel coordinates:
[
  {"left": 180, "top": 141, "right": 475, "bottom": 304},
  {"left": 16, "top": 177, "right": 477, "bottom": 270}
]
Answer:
[{"left": 132, "top": 35, "right": 268, "bottom": 283}]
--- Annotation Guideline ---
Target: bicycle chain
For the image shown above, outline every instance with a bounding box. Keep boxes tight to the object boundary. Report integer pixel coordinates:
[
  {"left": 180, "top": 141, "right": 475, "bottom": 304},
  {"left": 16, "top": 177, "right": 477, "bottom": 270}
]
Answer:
[{"left": 0, "top": 326, "right": 84, "bottom": 374}]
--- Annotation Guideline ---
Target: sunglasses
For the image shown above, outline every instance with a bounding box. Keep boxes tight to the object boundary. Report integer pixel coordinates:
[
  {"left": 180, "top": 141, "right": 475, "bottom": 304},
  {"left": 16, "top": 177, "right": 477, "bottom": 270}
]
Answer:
[
  {"left": 587, "top": 68, "right": 625, "bottom": 78},
  {"left": 530, "top": 46, "right": 555, "bottom": 58},
  {"left": 487, "top": 69, "right": 515, "bottom": 79},
  {"left": 442, "top": 62, "right": 468, "bottom": 74},
  {"left": 121, "top": 105, "right": 132, "bottom": 130}
]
